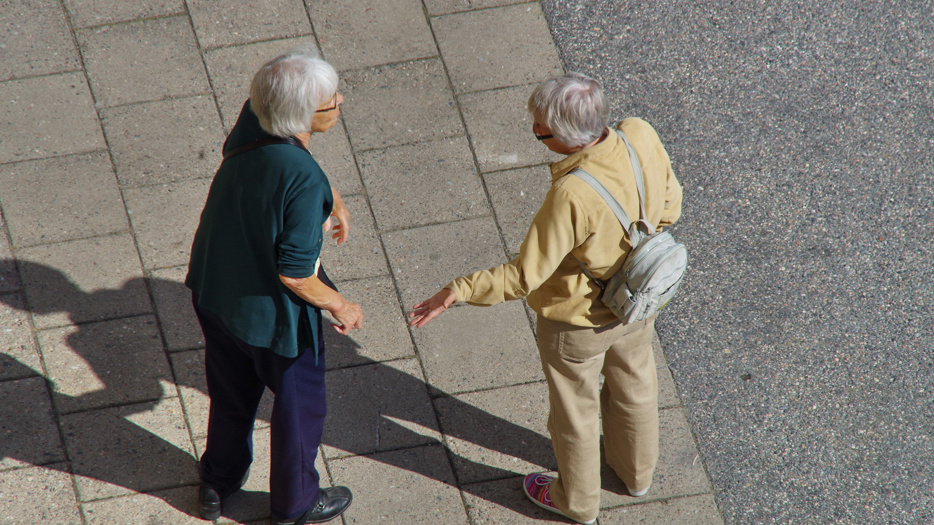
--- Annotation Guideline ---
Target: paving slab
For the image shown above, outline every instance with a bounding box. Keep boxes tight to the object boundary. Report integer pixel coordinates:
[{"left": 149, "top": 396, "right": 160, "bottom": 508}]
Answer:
[
  {"left": 76, "top": 17, "right": 209, "bottom": 107},
  {"left": 308, "top": 0, "right": 437, "bottom": 71},
  {"left": 319, "top": 194, "right": 388, "bottom": 281},
  {"left": 0, "top": 0, "right": 80, "bottom": 81},
  {"left": 63, "top": 396, "right": 199, "bottom": 502},
  {"left": 431, "top": 3, "right": 563, "bottom": 94},
  {"left": 62, "top": 0, "right": 184, "bottom": 29},
  {"left": 201, "top": 36, "right": 319, "bottom": 130},
  {"left": 100, "top": 95, "right": 224, "bottom": 188},
  {"left": 0, "top": 218, "right": 18, "bottom": 292},
  {"left": 434, "top": 381, "right": 555, "bottom": 484},
  {"left": 15, "top": 234, "right": 151, "bottom": 329},
  {"left": 459, "top": 85, "right": 560, "bottom": 173},
  {"left": 482, "top": 164, "right": 551, "bottom": 255},
  {"left": 460, "top": 476, "right": 570, "bottom": 524},
  {"left": 0, "top": 464, "right": 82, "bottom": 524},
  {"left": 0, "top": 151, "right": 127, "bottom": 247},
  {"left": 150, "top": 265, "right": 204, "bottom": 351},
  {"left": 123, "top": 178, "right": 211, "bottom": 270},
  {"left": 309, "top": 119, "right": 364, "bottom": 196},
  {"left": 423, "top": 0, "right": 528, "bottom": 17},
  {"left": 323, "top": 358, "right": 440, "bottom": 458},
  {"left": 357, "top": 136, "right": 490, "bottom": 231},
  {"left": 601, "top": 493, "right": 723, "bottom": 524},
  {"left": 36, "top": 315, "right": 172, "bottom": 414},
  {"left": 328, "top": 444, "right": 470, "bottom": 525},
  {"left": 0, "top": 377, "right": 64, "bottom": 471},
  {"left": 654, "top": 333, "right": 680, "bottom": 410},
  {"left": 80, "top": 485, "right": 204, "bottom": 525},
  {"left": 599, "top": 407, "right": 710, "bottom": 507},
  {"left": 0, "top": 294, "right": 41, "bottom": 381},
  {"left": 0, "top": 72, "right": 105, "bottom": 164},
  {"left": 341, "top": 58, "right": 463, "bottom": 151},
  {"left": 187, "top": 0, "right": 311, "bottom": 50},
  {"left": 412, "top": 300, "right": 542, "bottom": 394},
  {"left": 322, "top": 276, "right": 415, "bottom": 369},
  {"left": 382, "top": 216, "right": 508, "bottom": 309}
]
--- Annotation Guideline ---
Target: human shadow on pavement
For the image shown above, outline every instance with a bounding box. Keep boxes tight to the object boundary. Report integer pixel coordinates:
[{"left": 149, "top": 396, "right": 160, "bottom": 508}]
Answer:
[{"left": 0, "top": 259, "right": 558, "bottom": 520}]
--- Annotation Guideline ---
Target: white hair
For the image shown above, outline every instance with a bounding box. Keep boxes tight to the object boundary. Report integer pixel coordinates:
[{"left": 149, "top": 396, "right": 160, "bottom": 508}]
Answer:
[
  {"left": 527, "top": 72, "right": 609, "bottom": 148},
  {"left": 249, "top": 45, "right": 339, "bottom": 138}
]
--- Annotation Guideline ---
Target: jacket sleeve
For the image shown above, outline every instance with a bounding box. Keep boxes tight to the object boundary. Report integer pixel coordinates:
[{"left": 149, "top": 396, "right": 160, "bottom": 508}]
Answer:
[{"left": 446, "top": 183, "right": 588, "bottom": 306}]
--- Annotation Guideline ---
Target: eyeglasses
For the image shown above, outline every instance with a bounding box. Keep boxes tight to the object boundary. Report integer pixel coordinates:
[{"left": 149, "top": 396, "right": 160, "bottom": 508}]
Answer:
[
  {"left": 535, "top": 133, "right": 554, "bottom": 141},
  {"left": 315, "top": 97, "right": 340, "bottom": 113}
]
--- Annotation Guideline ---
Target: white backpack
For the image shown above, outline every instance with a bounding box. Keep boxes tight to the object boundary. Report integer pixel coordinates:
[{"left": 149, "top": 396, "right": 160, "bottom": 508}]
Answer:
[{"left": 571, "top": 129, "right": 687, "bottom": 324}]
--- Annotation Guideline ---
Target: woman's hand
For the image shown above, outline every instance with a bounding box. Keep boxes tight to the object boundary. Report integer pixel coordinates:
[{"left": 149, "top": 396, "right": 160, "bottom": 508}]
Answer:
[
  {"left": 330, "top": 188, "right": 350, "bottom": 244},
  {"left": 408, "top": 288, "right": 457, "bottom": 328},
  {"left": 330, "top": 299, "right": 363, "bottom": 335}
]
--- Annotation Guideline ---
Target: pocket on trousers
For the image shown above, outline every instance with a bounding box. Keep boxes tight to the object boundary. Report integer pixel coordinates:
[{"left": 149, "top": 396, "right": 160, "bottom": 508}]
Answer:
[{"left": 556, "top": 329, "right": 605, "bottom": 363}]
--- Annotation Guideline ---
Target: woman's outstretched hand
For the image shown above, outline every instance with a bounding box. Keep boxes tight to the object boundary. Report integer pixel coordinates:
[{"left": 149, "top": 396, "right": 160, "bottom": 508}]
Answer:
[{"left": 408, "top": 288, "right": 456, "bottom": 328}]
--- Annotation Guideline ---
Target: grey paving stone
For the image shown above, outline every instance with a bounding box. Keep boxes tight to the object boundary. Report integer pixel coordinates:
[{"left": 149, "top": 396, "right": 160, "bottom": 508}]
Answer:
[
  {"left": 599, "top": 407, "right": 710, "bottom": 507},
  {"left": 423, "top": 0, "right": 528, "bottom": 17},
  {"left": 77, "top": 17, "right": 209, "bottom": 107},
  {"left": 431, "top": 4, "right": 563, "bottom": 94},
  {"left": 0, "top": 377, "right": 65, "bottom": 471},
  {"left": 412, "top": 300, "right": 542, "bottom": 394},
  {"left": 341, "top": 59, "right": 463, "bottom": 151},
  {"left": 63, "top": 397, "right": 199, "bottom": 502},
  {"left": 100, "top": 96, "right": 225, "bottom": 188},
  {"left": 460, "top": 476, "right": 570, "bottom": 524},
  {"left": 323, "top": 358, "right": 439, "bottom": 458},
  {"left": 357, "top": 136, "right": 490, "bottom": 231},
  {"left": 170, "top": 349, "right": 274, "bottom": 440},
  {"left": 187, "top": 0, "right": 311, "bottom": 49},
  {"left": 123, "top": 178, "right": 211, "bottom": 270},
  {"left": 0, "top": 464, "right": 81, "bottom": 524},
  {"left": 319, "top": 194, "right": 388, "bottom": 281},
  {"left": 150, "top": 266, "right": 203, "bottom": 352},
  {"left": 601, "top": 493, "right": 723, "bottom": 524},
  {"left": 202, "top": 36, "right": 318, "bottom": 131},
  {"left": 80, "top": 485, "right": 204, "bottom": 525},
  {"left": 482, "top": 164, "right": 551, "bottom": 255},
  {"left": 37, "top": 316, "right": 172, "bottom": 414},
  {"left": 0, "top": 294, "right": 40, "bottom": 381},
  {"left": 0, "top": 73, "right": 105, "bottom": 164},
  {"left": 328, "top": 444, "right": 470, "bottom": 525},
  {"left": 0, "top": 0, "right": 80, "bottom": 81},
  {"left": 310, "top": 119, "right": 364, "bottom": 197},
  {"left": 655, "top": 332, "right": 680, "bottom": 410},
  {"left": 459, "top": 85, "right": 560, "bottom": 173},
  {"left": 16, "top": 234, "right": 151, "bottom": 329},
  {"left": 62, "top": 0, "right": 185, "bottom": 29},
  {"left": 0, "top": 152, "right": 128, "bottom": 248},
  {"left": 0, "top": 218, "right": 17, "bottom": 292},
  {"left": 382, "top": 216, "right": 508, "bottom": 310},
  {"left": 308, "top": 0, "right": 437, "bottom": 71},
  {"left": 323, "top": 276, "right": 415, "bottom": 369},
  {"left": 434, "top": 382, "right": 556, "bottom": 484}
]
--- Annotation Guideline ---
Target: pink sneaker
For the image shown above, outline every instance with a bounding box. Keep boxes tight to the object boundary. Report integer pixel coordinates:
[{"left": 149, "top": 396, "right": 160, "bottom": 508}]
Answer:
[{"left": 522, "top": 473, "right": 596, "bottom": 524}]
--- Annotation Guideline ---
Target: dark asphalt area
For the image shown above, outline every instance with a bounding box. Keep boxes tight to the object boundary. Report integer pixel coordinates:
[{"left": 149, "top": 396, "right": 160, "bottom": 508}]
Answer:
[{"left": 542, "top": 1, "right": 933, "bottom": 523}]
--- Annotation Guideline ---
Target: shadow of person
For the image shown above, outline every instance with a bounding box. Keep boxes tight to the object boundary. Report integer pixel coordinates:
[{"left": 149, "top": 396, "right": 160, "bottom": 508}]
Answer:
[
  {"left": 1, "top": 259, "right": 560, "bottom": 521},
  {"left": 0, "top": 260, "right": 199, "bottom": 514}
]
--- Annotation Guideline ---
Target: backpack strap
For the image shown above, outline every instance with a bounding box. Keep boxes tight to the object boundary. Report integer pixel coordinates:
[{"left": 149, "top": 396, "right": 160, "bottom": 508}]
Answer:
[{"left": 615, "top": 129, "right": 651, "bottom": 231}]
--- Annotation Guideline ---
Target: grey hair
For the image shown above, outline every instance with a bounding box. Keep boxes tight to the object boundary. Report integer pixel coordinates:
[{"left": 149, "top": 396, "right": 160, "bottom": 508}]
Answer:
[
  {"left": 527, "top": 72, "right": 609, "bottom": 148},
  {"left": 249, "top": 45, "right": 339, "bottom": 138}
]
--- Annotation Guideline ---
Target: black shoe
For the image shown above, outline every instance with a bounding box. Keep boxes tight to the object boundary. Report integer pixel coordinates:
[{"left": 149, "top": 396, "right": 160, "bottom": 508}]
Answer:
[
  {"left": 273, "top": 486, "right": 353, "bottom": 525},
  {"left": 199, "top": 468, "right": 251, "bottom": 520}
]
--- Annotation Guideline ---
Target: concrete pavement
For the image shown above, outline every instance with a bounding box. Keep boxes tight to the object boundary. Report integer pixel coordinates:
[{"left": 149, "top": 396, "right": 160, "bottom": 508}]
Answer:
[{"left": 0, "top": 1, "right": 719, "bottom": 524}]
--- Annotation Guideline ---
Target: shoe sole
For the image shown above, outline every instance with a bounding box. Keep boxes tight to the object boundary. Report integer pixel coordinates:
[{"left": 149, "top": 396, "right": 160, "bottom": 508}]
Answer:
[{"left": 522, "top": 477, "right": 596, "bottom": 525}]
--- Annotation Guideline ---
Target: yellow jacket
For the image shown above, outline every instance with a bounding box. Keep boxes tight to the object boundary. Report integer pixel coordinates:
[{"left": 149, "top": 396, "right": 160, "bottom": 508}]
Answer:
[{"left": 447, "top": 118, "right": 683, "bottom": 327}]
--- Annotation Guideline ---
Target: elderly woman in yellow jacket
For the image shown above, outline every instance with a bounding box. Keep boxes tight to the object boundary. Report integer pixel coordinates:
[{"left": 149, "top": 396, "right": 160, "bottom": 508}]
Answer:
[{"left": 409, "top": 72, "right": 683, "bottom": 524}]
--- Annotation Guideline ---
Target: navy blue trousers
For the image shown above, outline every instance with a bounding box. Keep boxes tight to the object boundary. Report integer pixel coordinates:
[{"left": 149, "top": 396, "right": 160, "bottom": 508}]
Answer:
[{"left": 193, "top": 296, "right": 327, "bottom": 520}]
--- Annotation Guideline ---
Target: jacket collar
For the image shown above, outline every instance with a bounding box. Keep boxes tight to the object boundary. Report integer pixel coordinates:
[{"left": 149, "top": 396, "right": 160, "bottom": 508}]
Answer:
[{"left": 549, "top": 127, "right": 616, "bottom": 183}]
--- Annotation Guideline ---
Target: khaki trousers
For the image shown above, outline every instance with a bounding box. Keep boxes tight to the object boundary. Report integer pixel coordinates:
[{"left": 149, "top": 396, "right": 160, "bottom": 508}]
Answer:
[{"left": 535, "top": 315, "right": 659, "bottom": 522}]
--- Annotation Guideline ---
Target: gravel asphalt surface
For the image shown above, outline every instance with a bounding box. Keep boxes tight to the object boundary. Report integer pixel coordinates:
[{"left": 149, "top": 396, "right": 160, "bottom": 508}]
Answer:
[{"left": 542, "top": 1, "right": 933, "bottom": 523}]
